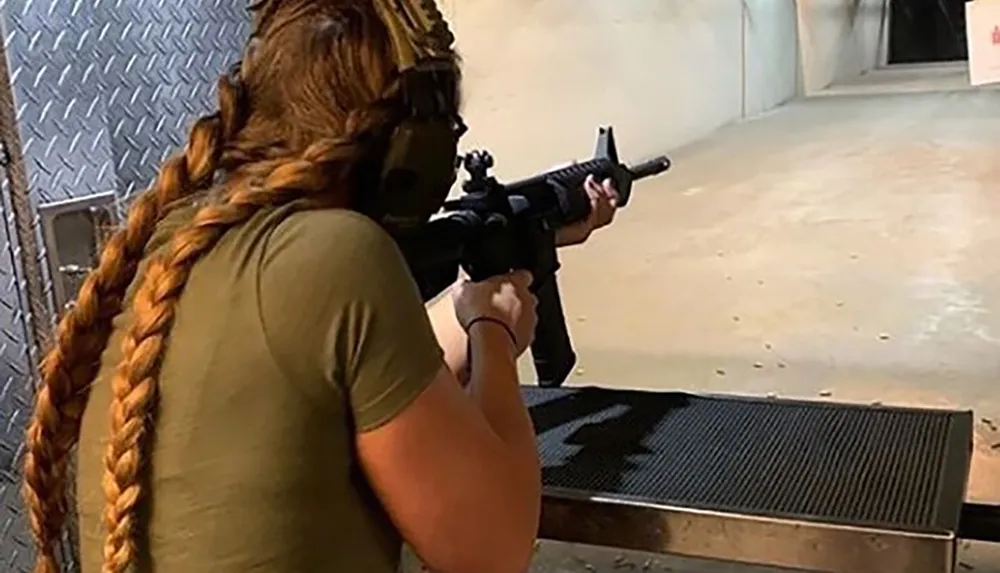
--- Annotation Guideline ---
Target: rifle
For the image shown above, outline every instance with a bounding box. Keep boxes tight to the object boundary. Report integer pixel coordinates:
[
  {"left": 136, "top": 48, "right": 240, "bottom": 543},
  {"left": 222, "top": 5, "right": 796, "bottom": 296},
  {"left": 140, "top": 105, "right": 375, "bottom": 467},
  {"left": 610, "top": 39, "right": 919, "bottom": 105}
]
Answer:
[{"left": 397, "top": 126, "right": 671, "bottom": 387}]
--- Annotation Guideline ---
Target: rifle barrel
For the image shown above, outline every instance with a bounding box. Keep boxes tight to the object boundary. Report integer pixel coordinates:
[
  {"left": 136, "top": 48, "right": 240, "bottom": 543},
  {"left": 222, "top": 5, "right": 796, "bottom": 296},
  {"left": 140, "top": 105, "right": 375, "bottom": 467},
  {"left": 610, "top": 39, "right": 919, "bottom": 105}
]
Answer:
[{"left": 628, "top": 156, "right": 671, "bottom": 179}]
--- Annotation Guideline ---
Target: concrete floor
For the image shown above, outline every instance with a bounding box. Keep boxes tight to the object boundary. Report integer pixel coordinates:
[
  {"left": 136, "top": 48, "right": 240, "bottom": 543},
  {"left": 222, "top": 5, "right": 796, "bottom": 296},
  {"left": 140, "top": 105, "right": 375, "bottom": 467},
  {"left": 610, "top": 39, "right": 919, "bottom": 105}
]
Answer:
[{"left": 517, "top": 64, "right": 1000, "bottom": 572}]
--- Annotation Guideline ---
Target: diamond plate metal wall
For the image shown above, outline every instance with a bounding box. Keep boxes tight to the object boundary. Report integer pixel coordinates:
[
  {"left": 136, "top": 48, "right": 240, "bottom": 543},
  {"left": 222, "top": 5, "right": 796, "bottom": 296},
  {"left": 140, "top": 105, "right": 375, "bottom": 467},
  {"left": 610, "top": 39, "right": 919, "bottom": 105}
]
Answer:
[{"left": 0, "top": 1, "right": 250, "bottom": 570}]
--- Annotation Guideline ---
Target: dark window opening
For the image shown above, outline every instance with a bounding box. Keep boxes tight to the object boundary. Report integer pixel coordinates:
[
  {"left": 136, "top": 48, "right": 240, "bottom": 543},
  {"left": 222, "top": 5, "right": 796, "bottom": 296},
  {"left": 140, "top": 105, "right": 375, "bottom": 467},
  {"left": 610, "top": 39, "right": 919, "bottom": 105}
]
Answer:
[{"left": 888, "top": 0, "right": 968, "bottom": 64}]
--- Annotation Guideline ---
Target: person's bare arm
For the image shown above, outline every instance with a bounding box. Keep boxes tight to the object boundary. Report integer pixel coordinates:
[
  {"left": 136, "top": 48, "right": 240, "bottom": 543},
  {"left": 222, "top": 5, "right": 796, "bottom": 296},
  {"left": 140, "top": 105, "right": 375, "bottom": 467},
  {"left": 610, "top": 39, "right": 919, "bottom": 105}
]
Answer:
[
  {"left": 260, "top": 211, "right": 540, "bottom": 573},
  {"left": 357, "top": 323, "right": 540, "bottom": 573},
  {"left": 426, "top": 288, "right": 469, "bottom": 381}
]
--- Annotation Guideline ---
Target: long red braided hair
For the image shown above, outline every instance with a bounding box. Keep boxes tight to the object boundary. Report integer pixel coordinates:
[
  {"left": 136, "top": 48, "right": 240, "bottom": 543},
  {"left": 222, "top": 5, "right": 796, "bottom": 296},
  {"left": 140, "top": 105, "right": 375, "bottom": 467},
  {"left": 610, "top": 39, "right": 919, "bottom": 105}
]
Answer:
[{"left": 19, "top": 2, "right": 458, "bottom": 571}]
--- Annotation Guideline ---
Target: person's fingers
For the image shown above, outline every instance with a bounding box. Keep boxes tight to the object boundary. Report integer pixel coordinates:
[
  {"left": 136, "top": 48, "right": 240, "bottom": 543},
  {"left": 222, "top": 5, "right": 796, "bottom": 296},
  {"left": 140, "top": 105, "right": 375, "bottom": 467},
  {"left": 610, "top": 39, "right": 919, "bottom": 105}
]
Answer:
[
  {"left": 581, "top": 175, "right": 607, "bottom": 219},
  {"left": 584, "top": 175, "right": 602, "bottom": 202},
  {"left": 509, "top": 269, "right": 534, "bottom": 289},
  {"left": 601, "top": 178, "right": 620, "bottom": 203},
  {"left": 591, "top": 179, "right": 616, "bottom": 220}
]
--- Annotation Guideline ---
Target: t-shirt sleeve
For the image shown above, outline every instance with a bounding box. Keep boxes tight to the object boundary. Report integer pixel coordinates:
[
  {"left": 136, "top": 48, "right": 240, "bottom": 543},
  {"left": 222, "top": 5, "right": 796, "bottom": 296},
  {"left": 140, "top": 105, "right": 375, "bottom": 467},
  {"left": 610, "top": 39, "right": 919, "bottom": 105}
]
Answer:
[{"left": 257, "top": 208, "right": 444, "bottom": 432}]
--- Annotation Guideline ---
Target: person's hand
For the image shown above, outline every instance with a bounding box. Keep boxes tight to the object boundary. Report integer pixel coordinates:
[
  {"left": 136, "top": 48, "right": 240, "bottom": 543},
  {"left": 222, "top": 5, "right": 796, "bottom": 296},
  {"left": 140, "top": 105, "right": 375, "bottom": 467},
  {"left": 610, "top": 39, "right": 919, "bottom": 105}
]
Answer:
[
  {"left": 554, "top": 174, "right": 620, "bottom": 247},
  {"left": 452, "top": 270, "right": 537, "bottom": 356}
]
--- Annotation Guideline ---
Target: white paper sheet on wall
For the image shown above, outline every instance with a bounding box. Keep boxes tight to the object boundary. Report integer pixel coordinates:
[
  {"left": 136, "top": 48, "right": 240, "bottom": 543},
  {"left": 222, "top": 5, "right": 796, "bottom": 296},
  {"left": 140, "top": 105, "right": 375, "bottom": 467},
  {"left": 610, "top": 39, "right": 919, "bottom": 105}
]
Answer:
[{"left": 966, "top": 0, "right": 1000, "bottom": 86}]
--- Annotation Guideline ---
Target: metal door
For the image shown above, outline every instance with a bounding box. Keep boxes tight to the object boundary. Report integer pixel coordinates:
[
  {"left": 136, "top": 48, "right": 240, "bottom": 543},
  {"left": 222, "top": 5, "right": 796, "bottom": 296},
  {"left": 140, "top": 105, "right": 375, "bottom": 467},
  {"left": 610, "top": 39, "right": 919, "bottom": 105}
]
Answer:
[{"left": 0, "top": 1, "right": 250, "bottom": 570}]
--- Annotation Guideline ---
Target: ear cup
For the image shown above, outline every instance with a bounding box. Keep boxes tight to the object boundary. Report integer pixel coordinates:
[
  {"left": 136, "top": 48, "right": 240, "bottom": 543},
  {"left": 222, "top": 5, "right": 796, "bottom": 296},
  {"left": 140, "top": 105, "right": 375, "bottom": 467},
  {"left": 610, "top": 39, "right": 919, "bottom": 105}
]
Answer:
[{"left": 373, "top": 117, "right": 459, "bottom": 230}]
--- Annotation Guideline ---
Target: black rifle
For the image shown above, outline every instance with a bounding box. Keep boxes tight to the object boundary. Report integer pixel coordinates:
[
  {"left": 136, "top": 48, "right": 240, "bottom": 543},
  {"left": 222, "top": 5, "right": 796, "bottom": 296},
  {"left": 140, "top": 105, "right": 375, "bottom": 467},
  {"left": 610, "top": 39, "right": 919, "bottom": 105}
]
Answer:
[{"left": 398, "top": 126, "right": 671, "bottom": 387}]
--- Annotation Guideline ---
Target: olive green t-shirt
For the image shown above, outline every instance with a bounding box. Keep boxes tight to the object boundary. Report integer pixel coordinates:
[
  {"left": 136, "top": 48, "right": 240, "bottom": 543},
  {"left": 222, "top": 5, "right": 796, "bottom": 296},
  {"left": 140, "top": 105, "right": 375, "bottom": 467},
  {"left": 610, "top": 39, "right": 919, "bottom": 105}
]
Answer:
[{"left": 75, "top": 202, "right": 444, "bottom": 572}]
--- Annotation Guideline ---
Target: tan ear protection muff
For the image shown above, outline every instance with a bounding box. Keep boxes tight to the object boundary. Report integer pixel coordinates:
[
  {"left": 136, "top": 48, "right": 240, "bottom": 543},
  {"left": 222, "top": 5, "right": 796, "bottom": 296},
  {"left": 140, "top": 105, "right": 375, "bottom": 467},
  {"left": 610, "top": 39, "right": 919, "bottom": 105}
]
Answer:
[{"left": 368, "top": 0, "right": 466, "bottom": 232}]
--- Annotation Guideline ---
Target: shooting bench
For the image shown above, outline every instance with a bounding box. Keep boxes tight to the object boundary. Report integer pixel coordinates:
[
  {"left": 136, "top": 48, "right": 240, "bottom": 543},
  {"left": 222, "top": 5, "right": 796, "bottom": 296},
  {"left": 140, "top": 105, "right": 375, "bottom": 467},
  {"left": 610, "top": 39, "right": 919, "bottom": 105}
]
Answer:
[{"left": 525, "top": 385, "right": 998, "bottom": 573}]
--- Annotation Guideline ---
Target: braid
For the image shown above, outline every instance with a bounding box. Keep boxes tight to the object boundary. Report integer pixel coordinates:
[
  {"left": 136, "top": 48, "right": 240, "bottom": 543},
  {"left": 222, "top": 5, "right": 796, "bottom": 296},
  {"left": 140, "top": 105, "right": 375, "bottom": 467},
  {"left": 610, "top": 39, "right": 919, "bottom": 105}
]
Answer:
[
  {"left": 99, "top": 135, "right": 366, "bottom": 573},
  {"left": 22, "top": 76, "right": 246, "bottom": 573}
]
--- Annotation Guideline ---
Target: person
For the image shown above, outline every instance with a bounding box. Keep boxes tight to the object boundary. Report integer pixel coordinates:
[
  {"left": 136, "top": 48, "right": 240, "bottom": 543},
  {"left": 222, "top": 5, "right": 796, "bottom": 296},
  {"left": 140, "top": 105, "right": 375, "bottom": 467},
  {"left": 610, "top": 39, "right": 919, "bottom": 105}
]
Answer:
[{"left": 20, "top": 1, "right": 619, "bottom": 573}]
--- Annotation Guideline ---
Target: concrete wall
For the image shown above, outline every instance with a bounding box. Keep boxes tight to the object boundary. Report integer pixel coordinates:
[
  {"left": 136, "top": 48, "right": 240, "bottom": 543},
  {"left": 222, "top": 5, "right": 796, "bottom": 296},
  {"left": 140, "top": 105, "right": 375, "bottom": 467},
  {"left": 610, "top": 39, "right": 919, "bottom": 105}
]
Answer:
[
  {"left": 744, "top": 0, "right": 801, "bottom": 117},
  {"left": 440, "top": 0, "right": 884, "bottom": 177},
  {"left": 796, "top": 0, "right": 887, "bottom": 94}
]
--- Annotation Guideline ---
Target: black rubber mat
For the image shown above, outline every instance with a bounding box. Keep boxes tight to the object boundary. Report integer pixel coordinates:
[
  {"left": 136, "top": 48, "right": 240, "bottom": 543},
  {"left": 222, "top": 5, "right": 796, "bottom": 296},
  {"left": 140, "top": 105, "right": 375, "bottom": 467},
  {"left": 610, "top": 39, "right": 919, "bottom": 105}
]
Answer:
[{"left": 525, "top": 386, "right": 974, "bottom": 534}]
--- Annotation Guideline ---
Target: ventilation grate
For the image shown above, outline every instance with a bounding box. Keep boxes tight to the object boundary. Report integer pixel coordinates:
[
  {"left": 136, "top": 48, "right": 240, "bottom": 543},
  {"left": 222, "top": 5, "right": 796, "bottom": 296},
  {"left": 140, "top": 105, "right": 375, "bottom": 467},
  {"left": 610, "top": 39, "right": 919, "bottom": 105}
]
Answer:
[{"left": 526, "top": 386, "right": 973, "bottom": 534}]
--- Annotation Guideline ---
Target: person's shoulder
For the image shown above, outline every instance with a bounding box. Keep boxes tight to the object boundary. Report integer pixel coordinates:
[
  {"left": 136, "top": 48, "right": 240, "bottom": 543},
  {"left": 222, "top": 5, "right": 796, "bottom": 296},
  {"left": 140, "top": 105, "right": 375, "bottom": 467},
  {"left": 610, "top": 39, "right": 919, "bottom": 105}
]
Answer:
[
  {"left": 267, "top": 208, "right": 400, "bottom": 264},
  {"left": 277, "top": 208, "right": 392, "bottom": 247},
  {"left": 261, "top": 207, "right": 410, "bottom": 290}
]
